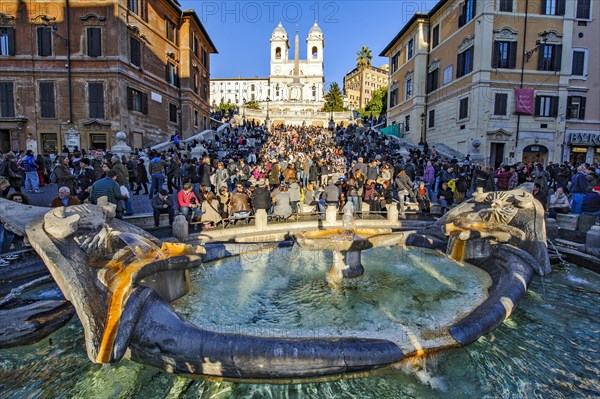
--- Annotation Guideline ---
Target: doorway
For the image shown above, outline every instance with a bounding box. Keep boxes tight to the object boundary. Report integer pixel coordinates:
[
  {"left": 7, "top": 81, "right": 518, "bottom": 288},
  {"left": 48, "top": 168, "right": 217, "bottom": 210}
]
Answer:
[
  {"left": 0, "top": 130, "right": 10, "bottom": 152},
  {"left": 490, "top": 142, "right": 505, "bottom": 169},
  {"left": 522, "top": 144, "right": 548, "bottom": 165},
  {"left": 90, "top": 133, "right": 107, "bottom": 150}
]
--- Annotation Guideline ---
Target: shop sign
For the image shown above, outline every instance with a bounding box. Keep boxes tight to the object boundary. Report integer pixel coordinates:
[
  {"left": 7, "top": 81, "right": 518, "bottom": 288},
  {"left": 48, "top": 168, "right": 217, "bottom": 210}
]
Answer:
[{"left": 567, "top": 131, "right": 600, "bottom": 145}]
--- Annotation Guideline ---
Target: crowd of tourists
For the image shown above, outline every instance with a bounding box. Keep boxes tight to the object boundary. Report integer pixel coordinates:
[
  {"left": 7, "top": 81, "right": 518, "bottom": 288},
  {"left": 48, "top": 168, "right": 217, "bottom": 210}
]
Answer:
[{"left": 1, "top": 121, "right": 599, "bottom": 255}]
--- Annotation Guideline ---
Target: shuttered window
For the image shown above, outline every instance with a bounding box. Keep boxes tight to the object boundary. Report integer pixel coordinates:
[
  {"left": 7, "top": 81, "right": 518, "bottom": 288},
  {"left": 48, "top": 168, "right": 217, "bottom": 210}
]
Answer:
[
  {"left": 576, "top": 0, "right": 591, "bottom": 19},
  {"left": 493, "top": 41, "right": 517, "bottom": 69},
  {"left": 40, "top": 82, "right": 55, "bottom": 118},
  {"left": 130, "top": 37, "right": 141, "bottom": 67},
  {"left": 0, "top": 82, "right": 15, "bottom": 117},
  {"left": 127, "top": 87, "right": 148, "bottom": 114},
  {"left": 87, "top": 27, "right": 101, "bottom": 57},
  {"left": 571, "top": 50, "right": 586, "bottom": 76},
  {"left": 432, "top": 25, "right": 439, "bottom": 48},
  {"left": 0, "top": 28, "right": 15, "bottom": 56},
  {"left": 534, "top": 96, "right": 559, "bottom": 117},
  {"left": 459, "top": 97, "right": 469, "bottom": 120},
  {"left": 494, "top": 93, "right": 508, "bottom": 115},
  {"left": 169, "top": 103, "right": 177, "bottom": 123},
  {"left": 538, "top": 44, "right": 562, "bottom": 71},
  {"left": 457, "top": 47, "right": 474, "bottom": 78},
  {"left": 37, "top": 27, "right": 52, "bottom": 56},
  {"left": 89, "top": 82, "right": 104, "bottom": 119},
  {"left": 566, "top": 96, "right": 586, "bottom": 120}
]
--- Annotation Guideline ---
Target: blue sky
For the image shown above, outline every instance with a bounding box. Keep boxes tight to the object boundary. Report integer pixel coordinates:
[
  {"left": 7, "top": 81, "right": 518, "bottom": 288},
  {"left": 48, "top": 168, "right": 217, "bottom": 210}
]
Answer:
[{"left": 181, "top": 0, "right": 437, "bottom": 86}]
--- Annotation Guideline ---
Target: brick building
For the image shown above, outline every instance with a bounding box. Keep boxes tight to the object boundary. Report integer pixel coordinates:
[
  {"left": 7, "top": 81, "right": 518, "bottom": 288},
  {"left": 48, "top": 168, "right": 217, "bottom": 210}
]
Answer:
[
  {"left": 0, "top": 0, "right": 217, "bottom": 154},
  {"left": 343, "top": 64, "right": 389, "bottom": 110}
]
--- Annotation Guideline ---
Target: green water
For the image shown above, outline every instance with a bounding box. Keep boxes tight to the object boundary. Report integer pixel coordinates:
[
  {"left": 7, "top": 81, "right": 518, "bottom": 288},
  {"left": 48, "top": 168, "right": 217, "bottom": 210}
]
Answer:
[{"left": 0, "top": 261, "right": 598, "bottom": 398}]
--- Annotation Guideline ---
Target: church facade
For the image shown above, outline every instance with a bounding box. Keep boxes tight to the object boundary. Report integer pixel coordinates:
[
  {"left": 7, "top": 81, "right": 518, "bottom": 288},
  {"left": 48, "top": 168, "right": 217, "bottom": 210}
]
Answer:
[{"left": 211, "top": 23, "right": 352, "bottom": 127}]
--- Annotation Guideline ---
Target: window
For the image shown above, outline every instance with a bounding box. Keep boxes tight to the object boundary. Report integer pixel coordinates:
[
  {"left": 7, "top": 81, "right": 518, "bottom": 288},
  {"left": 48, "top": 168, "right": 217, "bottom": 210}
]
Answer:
[
  {"left": 390, "top": 88, "right": 398, "bottom": 108},
  {"left": 493, "top": 41, "right": 517, "bottom": 68},
  {"left": 202, "top": 48, "right": 208, "bottom": 67},
  {"left": 534, "top": 95, "right": 558, "bottom": 117},
  {"left": 576, "top": 0, "right": 591, "bottom": 19},
  {"left": 405, "top": 115, "right": 410, "bottom": 132},
  {"left": 203, "top": 83, "right": 208, "bottom": 101},
  {"left": 391, "top": 52, "right": 399, "bottom": 72},
  {"left": 39, "top": 82, "right": 55, "bottom": 118},
  {"left": 428, "top": 109, "right": 435, "bottom": 128},
  {"left": 127, "top": 87, "right": 148, "bottom": 114},
  {"left": 458, "top": 0, "right": 476, "bottom": 27},
  {"left": 494, "top": 93, "right": 508, "bottom": 115},
  {"left": 275, "top": 47, "right": 281, "bottom": 59},
  {"left": 194, "top": 109, "right": 199, "bottom": 127},
  {"left": 459, "top": 97, "right": 469, "bottom": 120},
  {"left": 499, "top": 0, "right": 513, "bottom": 12},
  {"left": 443, "top": 65, "right": 454, "bottom": 85},
  {"left": 88, "top": 82, "right": 104, "bottom": 119},
  {"left": 193, "top": 71, "right": 199, "bottom": 94},
  {"left": 130, "top": 36, "right": 141, "bottom": 67},
  {"left": 407, "top": 39, "right": 414, "bottom": 60},
  {"left": 166, "top": 62, "right": 179, "bottom": 86},
  {"left": 405, "top": 79, "right": 412, "bottom": 99},
  {"left": 432, "top": 25, "right": 439, "bottom": 48},
  {"left": 37, "top": 26, "right": 52, "bottom": 56},
  {"left": 538, "top": 44, "right": 562, "bottom": 71},
  {"left": 193, "top": 34, "right": 199, "bottom": 57},
  {"left": 0, "top": 82, "right": 15, "bottom": 117},
  {"left": 567, "top": 96, "right": 586, "bottom": 120},
  {"left": 276, "top": 84, "right": 280, "bottom": 97},
  {"left": 427, "top": 69, "right": 439, "bottom": 93},
  {"left": 169, "top": 103, "right": 178, "bottom": 123},
  {"left": 457, "top": 47, "right": 474, "bottom": 78},
  {"left": 542, "top": 0, "right": 565, "bottom": 15},
  {"left": 165, "top": 17, "right": 176, "bottom": 43},
  {"left": 128, "top": 0, "right": 142, "bottom": 15},
  {"left": 312, "top": 84, "right": 316, "bottom": 98},
  {"left": 312, "top": 46, "right": 318, "bottom": 58},
  {"left": 571, "top": 50, "right": 586, "bottom": 76},
  {"left": 87, "top": 27, "right": 101, "bottom": 57},
  {"left": 0, "top": 28, "right": 15, "bottom": 56}
]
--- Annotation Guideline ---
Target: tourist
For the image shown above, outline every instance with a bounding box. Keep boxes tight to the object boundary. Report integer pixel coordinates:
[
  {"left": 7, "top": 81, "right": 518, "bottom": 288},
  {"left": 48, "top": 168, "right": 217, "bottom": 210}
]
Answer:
[
  {"left": 148, "top": 155, "right": 167, "bottom": 199},
  {"left": 201, "top": 191, "right": 222, "bottom": 228},
  {"left": 217, "top": 186, "right": 232, "bottom": 220},
  {"left": 570, "top": 165, "right": 589, "bottom": 214},
  {"left": 414, "top": 181, "right": 431, "bottom": 213},
  {"left": 1, "top": 153, "right": 22, "bottom": 197},
  {"left": 214, "top": 162, "right": 229, "bottom": 191},
  {"left": 151, "top": 189, "right": 174, "bottom": 228},
  {"left": 166, "top": 156, "right": 181, "bottom": 194},
  {"left": 50, "top": 186, "right": 81, "bottom": 208},
  {"left": 363, "top": 179, "right": 381, "bottom": 213},
  {"left": 320, "top": 178, "right": 341, "bottom": 213},
  {"left": 21, "top": 150, "right": 41, "bottom": 193},
  {"left": 229, "top": 184, "right": 252, "bottom": 222},
  {"left": 395, "top": 169, "right": 416, "bottom": 203},
  {"left": 496, "top": 166, "right": 511, "bottom": 191},
  {"left": 581, "top": 186, "right": 600, "bottom": 216},
  {"left": 250, "top": 179, "right": 271, "bottom": 213},
  {"left": 272, "top": 183, "right": 293, "bottom": 220},
  {"left": 53, "top": 156, "right": 75, "bottom": 194},
  {"left": 438, "top": 181, "right": 454, "bottom": 214},
  {"left": 89, "top": 170, "right": 128, "bottom": 219},
  {"left": 75, "top": 158, "right": 96, "bottom": 203},
  {"left": 532, "top": 183, "right": 547, "bottom": 209},
  {"left": 134, "top": 158, "right": 149, "bottom": 195},
  {"left": 548, "top": 187, "right": 571, "bottom": 219},
  {"left": 288, "top": 180, "right": 301, "bottom": 214},
  {"left": 177, "top": 183, "right": 201, "bottom": 222}
]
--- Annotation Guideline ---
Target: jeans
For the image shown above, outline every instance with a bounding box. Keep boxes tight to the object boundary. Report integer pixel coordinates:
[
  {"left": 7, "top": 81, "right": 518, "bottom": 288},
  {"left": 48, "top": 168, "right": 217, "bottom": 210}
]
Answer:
[
  {"left": 317, "top": 199, "right": 328, "bottom": 214},
  {"left": 0, "top": 224, "right": 22, "bottom": 254},
  {"left": 25, "top": 171, "right": 40, "bottom": 192},
  {"left": 191, "top": 182, "right": 200, "bottom": 200},
  {"left": 149, "top": 174, "right": 165, "bottom": 199},
  {"left": 122, "top": 183, "right": 133, "bottom": 214},
  {"left": 348, "top": 196, "right": 359, "bottom": 214},
  {"left": 180, "top": 206, "right": 202, "bottom": 221},
  {"left": 570, "top": 193, "right": 585, "bottom": 214}
]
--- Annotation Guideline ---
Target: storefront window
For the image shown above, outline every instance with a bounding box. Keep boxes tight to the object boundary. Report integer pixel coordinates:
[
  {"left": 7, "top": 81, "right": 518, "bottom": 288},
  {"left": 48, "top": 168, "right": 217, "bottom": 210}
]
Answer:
[
  {"left": 569, "top": 146, "right": 588, "bottom": 165},
  {"left": 41, "top": 133, "right": 57, "bottom": 153}
]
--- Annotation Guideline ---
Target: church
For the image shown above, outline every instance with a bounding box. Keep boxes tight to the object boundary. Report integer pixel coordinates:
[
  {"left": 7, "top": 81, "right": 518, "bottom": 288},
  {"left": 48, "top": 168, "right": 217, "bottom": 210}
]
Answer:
[{"left": 210, "top": 23, "right": 352, "bottom": 127}]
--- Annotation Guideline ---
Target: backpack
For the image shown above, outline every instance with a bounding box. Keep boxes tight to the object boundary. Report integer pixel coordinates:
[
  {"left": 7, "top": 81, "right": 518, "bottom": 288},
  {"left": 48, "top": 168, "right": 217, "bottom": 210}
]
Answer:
[{"left": 50, "top": 167, "right": 58, "bottom": 184}]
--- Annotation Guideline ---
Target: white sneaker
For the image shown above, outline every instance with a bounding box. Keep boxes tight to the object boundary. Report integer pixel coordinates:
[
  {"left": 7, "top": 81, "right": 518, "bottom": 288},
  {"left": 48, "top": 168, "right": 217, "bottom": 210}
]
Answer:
[{"left": 0, "top": 259, "right": 10, "bottom": 266}]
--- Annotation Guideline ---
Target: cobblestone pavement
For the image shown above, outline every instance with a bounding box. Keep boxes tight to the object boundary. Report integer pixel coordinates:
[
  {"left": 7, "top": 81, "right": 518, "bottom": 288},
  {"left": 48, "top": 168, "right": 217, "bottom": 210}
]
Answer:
[{"left": 6, "top": 183, "right": 160, "bottom": 214}]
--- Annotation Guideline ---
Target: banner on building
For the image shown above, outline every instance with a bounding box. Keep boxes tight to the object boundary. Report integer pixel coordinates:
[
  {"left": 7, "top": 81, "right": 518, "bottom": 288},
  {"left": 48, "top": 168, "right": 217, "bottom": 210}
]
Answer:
[{"left": 515, "top": 89, "right": 534, "bottom": 115}]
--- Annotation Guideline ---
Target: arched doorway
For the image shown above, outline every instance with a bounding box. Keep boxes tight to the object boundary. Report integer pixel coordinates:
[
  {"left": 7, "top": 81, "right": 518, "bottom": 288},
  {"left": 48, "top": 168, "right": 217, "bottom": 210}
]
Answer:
[{"left": 522, "top": 144, "right": 548, "bottom": 164}]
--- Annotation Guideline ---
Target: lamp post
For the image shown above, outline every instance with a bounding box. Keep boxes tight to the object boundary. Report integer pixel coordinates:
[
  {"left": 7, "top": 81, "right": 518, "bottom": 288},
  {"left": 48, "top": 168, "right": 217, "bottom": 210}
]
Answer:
[
  {"left": 265, "top": 97, "right": 271, "bottom": 129},
  {"left": 328, "top": 108, "right": 334, "bottom": 131},
  {"left": 242, "top": 98, "right": 246, "bottom": 121},
  {"left": 419, "top": 112, "right": 425, "bottom": 146}
]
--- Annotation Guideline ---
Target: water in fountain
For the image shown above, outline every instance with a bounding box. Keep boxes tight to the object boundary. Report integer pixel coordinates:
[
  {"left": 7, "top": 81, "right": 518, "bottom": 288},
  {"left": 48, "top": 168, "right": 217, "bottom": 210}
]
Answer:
[
  {"left": 1, "top": 261, "right": 598, "bottom": 398},
  {"left": 113, "top": 232, "right": 166, "bottom": 263},
  {"left": 0, "top": 275, "right": 53, "bottom": 307}
]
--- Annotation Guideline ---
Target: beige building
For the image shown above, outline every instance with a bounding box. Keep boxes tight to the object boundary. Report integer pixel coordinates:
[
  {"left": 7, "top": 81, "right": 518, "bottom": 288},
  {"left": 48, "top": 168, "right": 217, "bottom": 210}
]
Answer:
[
  {"left": 0, "top": 0, "right": 216, "bottom": 154},
  {"left": 381, "top": 0, "right": 597, "bottom": 167},
  {"left": 343, "top": 64, "right": 389, "bottom": 110}
]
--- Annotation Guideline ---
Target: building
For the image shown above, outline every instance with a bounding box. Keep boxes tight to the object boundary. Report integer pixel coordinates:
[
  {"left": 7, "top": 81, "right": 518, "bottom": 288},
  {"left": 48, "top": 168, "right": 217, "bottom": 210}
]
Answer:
[
  {"left": 343, "top": 64, "right": 389, "bottom": 110},
  {"left": 0, "top": 0, "right": 217, "bottom": 154},
  {"left": 564, "top": 0, "right": 599, "bottom": 165},
  {"left": 210, "top": 22, "right": 352, "bottom": 127},
  {"left": 381, "top": 0, "right": 597, "bottom": 167}
]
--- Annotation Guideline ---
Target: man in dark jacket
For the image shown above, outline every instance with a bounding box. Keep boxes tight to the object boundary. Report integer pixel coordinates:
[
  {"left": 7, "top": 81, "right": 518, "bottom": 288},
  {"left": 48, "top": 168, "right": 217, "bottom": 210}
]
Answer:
[
  {"left": 251, "top": 180, "right": 272, "bottom": 212},
  {"left": 21, "top": 149, "right": 41, "bottom": 193},
  {"left": 152, "top": 189, "right": 174, "bottom": 228},
  {"left": 89, "top": 170, "right": 127, "bottom": 218}
]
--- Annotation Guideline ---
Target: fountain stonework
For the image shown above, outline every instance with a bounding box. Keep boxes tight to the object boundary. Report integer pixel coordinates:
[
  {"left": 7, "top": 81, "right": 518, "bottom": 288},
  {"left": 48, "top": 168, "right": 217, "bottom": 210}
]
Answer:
[{"left": 0, "top": 187, "right": 550, "bottom": 381}]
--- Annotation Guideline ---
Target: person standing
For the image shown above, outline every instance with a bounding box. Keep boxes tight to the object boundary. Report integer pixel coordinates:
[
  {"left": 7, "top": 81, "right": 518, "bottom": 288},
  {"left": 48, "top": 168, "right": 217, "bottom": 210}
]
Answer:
[
  {"left": 111, "top": 155, "right": 132, "bottom": 216},
  {"left": 148, "top": 155, "right": 166, "bottom": 199},
  {"left": 21, "top": 150, "right": 41, "bottom": 193},
  {"left": 1, "top": 153, "right": 22, "bottom": 197},
  {"left": 134, "top": 158, "right": 149, "bottom": 195},
  {"left": 570, "top": 165, "right": 589, "bottom": 214},
  {"left": 53, "top": 156, "right": 75, "bottom": 194}
]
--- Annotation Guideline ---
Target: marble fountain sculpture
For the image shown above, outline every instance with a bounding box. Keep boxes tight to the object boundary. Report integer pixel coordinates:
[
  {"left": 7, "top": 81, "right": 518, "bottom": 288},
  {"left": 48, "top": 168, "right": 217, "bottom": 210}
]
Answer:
[{"left": 0, "top": 188, "right": 550, "bottom": 381}]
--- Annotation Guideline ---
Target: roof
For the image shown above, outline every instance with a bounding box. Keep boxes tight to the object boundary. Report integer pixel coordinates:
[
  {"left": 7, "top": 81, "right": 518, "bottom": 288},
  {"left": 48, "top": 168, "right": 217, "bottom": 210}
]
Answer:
[
  {"left": 272, "top": 22, "right": 288, "bottom": 38},
  {"left": 379, "top": 12, "right": 428, "bottom": 56},
  {"left": 182, "top": 10, "right": 218, "bottom": 53}
]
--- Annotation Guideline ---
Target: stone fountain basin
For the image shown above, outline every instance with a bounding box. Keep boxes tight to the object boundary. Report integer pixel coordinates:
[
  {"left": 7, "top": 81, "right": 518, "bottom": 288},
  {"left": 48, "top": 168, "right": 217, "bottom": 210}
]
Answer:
[{"left": 293, "top": 228, "right": 392, "bottom": 252}]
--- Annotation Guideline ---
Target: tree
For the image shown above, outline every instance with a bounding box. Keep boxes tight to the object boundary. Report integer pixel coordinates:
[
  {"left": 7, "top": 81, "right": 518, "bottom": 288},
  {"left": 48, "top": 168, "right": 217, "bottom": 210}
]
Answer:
[
  {"left": 356, "top": 46, "right": 373, "bottom": 70},
  {"left": 322, "top": 82, "right": 346, "bottom": 112},
  {"left": 245, "top": 100, "right": 260, "bottom": 110},
  {"left": 355, "top": 46, "right": 373, "bottom": 109},
  {"left": 362, "top": 86, "right": 388, "bottom": 118}
]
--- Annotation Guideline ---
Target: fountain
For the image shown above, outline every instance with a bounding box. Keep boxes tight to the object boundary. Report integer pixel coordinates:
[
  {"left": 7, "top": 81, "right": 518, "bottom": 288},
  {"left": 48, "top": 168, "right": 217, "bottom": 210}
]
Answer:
[{"left": 0, "top": 188, "right": 553, "bottom": 382}]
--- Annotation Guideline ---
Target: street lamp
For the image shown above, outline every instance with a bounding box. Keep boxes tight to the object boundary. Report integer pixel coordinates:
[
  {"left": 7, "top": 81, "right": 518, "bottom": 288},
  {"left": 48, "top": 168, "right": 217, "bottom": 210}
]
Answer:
[
  {"left": 242, "top": 98, "right": 246, "bottom": 121},
  {"left": 419, "top": 112, "right": 425, "bottom": 146},
  {"left": 328, "top": 108, "right": 334, "bottom": 131},
  {"left": 265, "top": 97, "right": 271, "bottom": 129}
]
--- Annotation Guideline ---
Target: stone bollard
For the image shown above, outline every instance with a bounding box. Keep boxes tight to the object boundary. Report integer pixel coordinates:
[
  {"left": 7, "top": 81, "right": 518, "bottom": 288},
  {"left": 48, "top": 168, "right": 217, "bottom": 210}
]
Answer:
[
  {"left": 387, "top": 203, "right": 399, "bottom": 223},
  {"left": 172, "top": 215, "right": 188, "bottom": 242},
  {"left": 585, "top": 225, "right": 600, "bottom": 256},
  {"left": 545, "top": 218, "right": 558, "bottom": 242},
  {"left": 325, "top": 206, "right": 337, "bottom": 225},
  {"left": 255, "top": 209, "right": 268, "bottom": 230}
]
